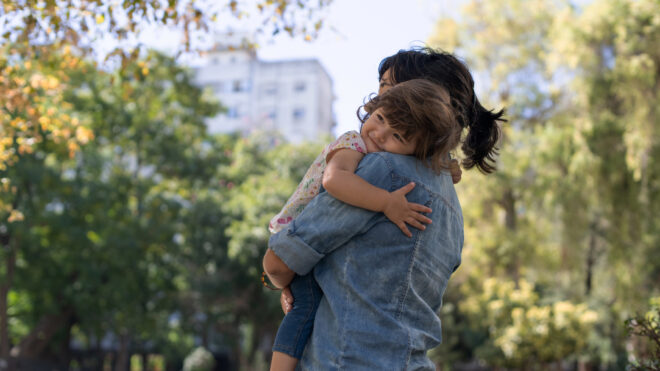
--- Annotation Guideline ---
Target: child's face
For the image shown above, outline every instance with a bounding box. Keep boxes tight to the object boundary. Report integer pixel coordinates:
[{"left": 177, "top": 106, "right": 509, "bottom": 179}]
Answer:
[{"left": 361, "top": 108, "right": 417, "bottom": 155}]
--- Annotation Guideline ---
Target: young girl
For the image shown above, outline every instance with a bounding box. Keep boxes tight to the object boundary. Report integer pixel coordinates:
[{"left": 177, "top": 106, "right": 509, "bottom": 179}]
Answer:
[{"left": 267, "top": 79, "right": 461, "bottom": 371}]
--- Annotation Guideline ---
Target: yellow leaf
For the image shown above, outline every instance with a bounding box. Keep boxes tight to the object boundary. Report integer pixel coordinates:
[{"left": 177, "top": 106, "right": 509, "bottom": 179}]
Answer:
[
  {"left": 18, "top": 143, "right": 34, "bottom": 155},
  {"left": 96, "top": 14, "right": 104, "bottom": 24},
  {"left": 75, "top": 126, "right": 94, "bottom": 144},
  {"left": 10, "top": 118, "right": 23, "bottom": 128},
  {"left": 46, "top": 76, "right": 60, "bottom": 90},
  {"left": 38, "top": 116, "right": 51, "bottom": 129},
  {"left": 68, "top": 141, "right": 79, "bottom": 158},
  {"left": 8, "top": 209, "right": 24, "bottom": 223},
  {"left": 87, "top": 230, "right": 102, "bottom": 244}
]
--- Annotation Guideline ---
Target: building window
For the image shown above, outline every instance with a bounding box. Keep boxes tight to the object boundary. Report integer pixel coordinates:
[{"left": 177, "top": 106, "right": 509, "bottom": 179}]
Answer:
[
  {"left": 213, "top": 82, "right": 224, "bottom": 94},
  {"left": 294, "top": 81, "right": 306, "bottom": 92},
  {"left": 231, "top": 80, "right": 251, "bottom": 93},
  {"left": 293, "top": 108, "right": 305, "bottom": 121},
  {"left": 263, "top": 83, "right": 278, "bottom": 96},
  {"left": 226, "top": 106, "right": 239, "bottom": 118}
]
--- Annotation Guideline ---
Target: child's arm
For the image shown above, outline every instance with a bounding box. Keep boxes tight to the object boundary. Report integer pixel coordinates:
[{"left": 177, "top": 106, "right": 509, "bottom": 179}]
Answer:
[{"left": 322, "top": 149, "right": 432, "bottom": 237}]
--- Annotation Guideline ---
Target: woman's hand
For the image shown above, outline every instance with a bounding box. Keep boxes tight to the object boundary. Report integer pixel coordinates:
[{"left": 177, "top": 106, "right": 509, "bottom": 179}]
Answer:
[
  {"left": 280, "top": 286, "right": 294, "bottom": 314},
  {"left": 383, "top": 182, "right": 432, "bottom": 238}
]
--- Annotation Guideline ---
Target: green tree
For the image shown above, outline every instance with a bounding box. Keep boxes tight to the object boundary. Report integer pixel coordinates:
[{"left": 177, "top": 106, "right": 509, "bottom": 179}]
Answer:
[
  {"left": 0, "top": 1, "right": 336, "bottom": 368},
  {"left": 0, "top": 45, "right": 95, "bottom": 359},
  {"left": 1, "top": 49, "right": 221, "bottom": 367},
  {"left": 0, "top": 1, "right": 332, "bottom": 60},
  {"left": 219, "top": 133, "right": 323, "bottom": 367},
  {"left": 0, "top": 0, "right": 333, "bottom": 206},
  {"left": 2, "top": 2, "right": 335, "bottom": 360},
  {"left": 428, "top": 0, "right": 660, "bottom": 367},
  {"left": 626, "top": 297, "right": 660, "bottom": 371},
  {"left": 1, "top": 43, "right": 328, "bottom": 369}
]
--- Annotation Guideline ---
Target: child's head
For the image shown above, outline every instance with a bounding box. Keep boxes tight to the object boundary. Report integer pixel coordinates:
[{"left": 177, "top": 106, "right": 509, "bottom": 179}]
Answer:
[
  {"left": 378, "top": 47, "right": 505, "bottom": 174},
  {"left": 357, "top": 79, "right": 461, "bottom": 172}
]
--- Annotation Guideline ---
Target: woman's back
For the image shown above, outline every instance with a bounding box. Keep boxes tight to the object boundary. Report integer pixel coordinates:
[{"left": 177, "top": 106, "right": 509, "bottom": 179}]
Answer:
[{"left": 301, "top": 152, "right": 463, "bottom": 370}]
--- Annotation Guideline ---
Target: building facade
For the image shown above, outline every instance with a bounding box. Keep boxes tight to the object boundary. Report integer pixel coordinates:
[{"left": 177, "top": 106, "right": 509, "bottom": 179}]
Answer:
[{"left": 195, "top": 48, "right": 335, "bottom": 143}]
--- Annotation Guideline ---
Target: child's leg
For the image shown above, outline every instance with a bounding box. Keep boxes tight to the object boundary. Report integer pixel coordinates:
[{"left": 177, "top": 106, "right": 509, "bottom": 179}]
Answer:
[{"left": 271, "top": 273, "right": 322, "bottom": 370}]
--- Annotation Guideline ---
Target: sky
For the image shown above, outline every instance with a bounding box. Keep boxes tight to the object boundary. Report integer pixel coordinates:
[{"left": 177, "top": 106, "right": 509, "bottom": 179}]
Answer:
[{"left": 256, "top": 0, "right": 460, "bottom": 136}]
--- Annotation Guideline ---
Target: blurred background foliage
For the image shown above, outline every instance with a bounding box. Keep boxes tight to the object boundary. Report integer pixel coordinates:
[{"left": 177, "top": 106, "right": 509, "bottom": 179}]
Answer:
[
  {"left": 428, "top": 0, "right": 660, "bottom": 369},
  {"left": 1, "top": 0, "right": 659, "bottom": 370}
]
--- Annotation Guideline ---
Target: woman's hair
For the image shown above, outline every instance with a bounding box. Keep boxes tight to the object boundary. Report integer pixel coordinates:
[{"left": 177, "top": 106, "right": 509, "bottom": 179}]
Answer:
[
  {"left": 357, "top": 79, "right": 461, "bottom": 173},
  {"left": 378, "top": 47, "right": 505, "bottom": 174}
]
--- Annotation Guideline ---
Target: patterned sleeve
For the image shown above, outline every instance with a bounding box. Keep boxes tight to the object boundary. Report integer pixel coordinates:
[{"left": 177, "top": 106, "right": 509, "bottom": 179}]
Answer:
[
  {"left": 268, "top": 131, "right": 367, "bottom": 234},
  {"left": 323, "top": 131, "right": 367, "bottom": 162}
]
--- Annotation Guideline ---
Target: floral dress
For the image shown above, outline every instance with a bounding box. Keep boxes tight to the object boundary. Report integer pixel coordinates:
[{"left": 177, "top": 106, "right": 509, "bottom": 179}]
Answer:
[{"left": 269, "top": 130, "right": 367, "bottom": 233}]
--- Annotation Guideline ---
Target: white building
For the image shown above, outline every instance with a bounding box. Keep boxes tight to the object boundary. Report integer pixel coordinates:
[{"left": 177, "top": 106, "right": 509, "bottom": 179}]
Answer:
[{"left": 195, "top": 47, "right": 335, "bottom": 143}]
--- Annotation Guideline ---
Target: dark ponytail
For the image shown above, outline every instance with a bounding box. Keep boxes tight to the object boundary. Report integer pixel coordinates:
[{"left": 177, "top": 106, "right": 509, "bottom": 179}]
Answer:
[{"left": 461, "top": 96, "right": 505, "bottom": 174}]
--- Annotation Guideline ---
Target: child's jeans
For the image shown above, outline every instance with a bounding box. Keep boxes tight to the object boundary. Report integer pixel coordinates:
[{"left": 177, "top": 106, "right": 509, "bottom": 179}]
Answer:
[{"left": 272, "top": 272, "right": 322, "bottom": 359}]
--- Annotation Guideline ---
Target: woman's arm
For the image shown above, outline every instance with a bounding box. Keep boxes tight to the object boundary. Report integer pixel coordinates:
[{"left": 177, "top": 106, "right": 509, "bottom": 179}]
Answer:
[{"left": 322, "top": 149, "right": 432, "bottom": 237}]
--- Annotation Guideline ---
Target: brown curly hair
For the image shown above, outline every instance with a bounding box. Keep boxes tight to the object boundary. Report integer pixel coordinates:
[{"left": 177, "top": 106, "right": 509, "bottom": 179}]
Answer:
[{"left": 357, "top": 79, "right": 461, "bottom": 173}]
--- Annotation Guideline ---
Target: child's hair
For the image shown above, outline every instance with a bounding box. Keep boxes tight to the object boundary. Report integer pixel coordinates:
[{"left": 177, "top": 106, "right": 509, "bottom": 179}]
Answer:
[
  {"left": 357, "top": 79, "right": 460, "bottom": 173},
  {"left": 378, "top": 47, "right": 505, "bottom": 174}
]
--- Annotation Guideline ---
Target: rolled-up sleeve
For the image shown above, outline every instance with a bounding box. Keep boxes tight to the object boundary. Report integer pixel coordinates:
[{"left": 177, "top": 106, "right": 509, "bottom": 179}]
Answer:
[{"left": 268, "top": 154, "right": 392, "bottom": 275}]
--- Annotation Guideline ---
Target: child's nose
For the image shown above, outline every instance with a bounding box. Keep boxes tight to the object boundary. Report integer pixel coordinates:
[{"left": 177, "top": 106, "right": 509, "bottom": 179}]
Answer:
[{"left": 372, "top": 128, "right": 386, "bottom": 143}]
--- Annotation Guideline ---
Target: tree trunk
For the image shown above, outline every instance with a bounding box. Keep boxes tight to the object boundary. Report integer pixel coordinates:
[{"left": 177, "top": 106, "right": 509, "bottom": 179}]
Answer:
[
  {"left": 585, "top": 228, "right": 596, "bottom": 297},
  {"left": 585, "top": 218, "right": 604, "bottom": 297},
  {"left": 500, "top": 188, "right": 520, "bottom": 283},
  {"left": 0, "top": 238, "right": 15, "bottom": 358},
  {"left": 114, "top": 332, "right": 130, "bottom": 371},
  {"left": 10, "top": 307, "right": 73, "bottom": 357},
  {"left": 502, "top": 188, "right": 517, "bottom": 231},
  {"left": 59, "top": 315, "right": 75, "bottom": 368}
]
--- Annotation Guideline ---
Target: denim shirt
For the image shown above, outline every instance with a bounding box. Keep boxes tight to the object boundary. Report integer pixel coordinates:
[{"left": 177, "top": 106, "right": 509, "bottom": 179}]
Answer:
[{"left": 269, "top": 152, "right": 464, "bottom": 370}]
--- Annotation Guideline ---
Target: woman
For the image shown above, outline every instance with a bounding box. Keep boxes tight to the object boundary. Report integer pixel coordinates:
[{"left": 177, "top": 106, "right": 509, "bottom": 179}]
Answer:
[{"left": 265, "top": 47, "right": 505, "bottom": 370}]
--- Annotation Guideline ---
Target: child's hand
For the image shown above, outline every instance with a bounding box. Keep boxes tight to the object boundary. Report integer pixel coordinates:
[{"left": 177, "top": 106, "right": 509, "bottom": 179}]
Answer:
[
  {"left": 281, "top": 286, "right": 294, "bottom": 314},
  {"left": 383, "top": 182, "right": 432, "bottom": 238}
]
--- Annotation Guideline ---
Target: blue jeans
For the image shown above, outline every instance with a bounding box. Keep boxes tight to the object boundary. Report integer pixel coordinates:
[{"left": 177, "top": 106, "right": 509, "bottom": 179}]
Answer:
[{"left": 272, "top": 273, "right": 322, "bottom": 359}]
